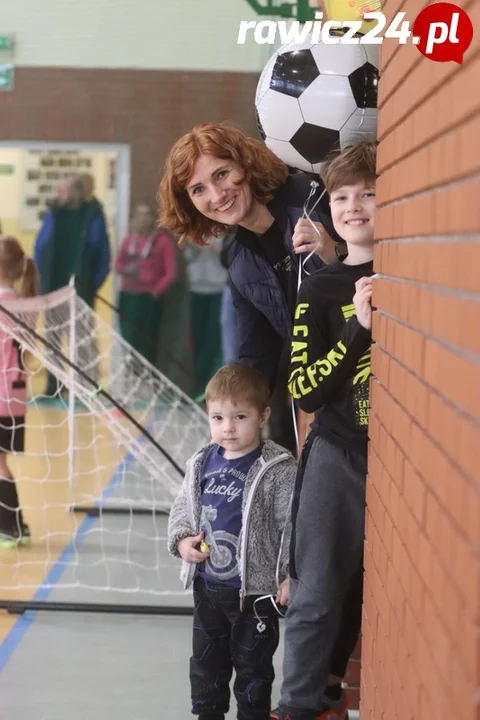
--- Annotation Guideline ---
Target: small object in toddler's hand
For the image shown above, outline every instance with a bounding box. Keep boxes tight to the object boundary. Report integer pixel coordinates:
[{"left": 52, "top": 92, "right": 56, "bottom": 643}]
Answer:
[{"left": 200, "top": 541, "right": 210, "bottom": 554}]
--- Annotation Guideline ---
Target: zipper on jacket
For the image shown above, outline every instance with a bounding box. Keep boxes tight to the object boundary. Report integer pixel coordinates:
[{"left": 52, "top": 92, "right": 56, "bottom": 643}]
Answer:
[
  {"left": 275, "top": 490, "right": 294, "bottom": 588},
  {"left": 184, "top": 457, "right": 197, "bottom": 530},
  {"left": 255, "top": 253, "right": 293, "bottom": 334},
  {"left": 239, "top": 453, "right": 290, "bottom": 609}
]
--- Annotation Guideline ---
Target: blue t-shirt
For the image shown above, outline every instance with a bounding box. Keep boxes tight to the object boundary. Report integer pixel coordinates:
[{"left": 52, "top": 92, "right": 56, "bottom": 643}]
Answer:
[{"left": 198, "top": 443, "right": 262, "bottom": 588}]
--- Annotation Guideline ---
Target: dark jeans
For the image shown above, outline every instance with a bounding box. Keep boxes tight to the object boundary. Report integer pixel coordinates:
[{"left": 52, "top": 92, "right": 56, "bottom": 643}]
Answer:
[
  {"left": 279, "top": 433, "right": 367, "bottom": 717},
  {"left": 191, "top": 577, "right": 280, "bottom": 720}
]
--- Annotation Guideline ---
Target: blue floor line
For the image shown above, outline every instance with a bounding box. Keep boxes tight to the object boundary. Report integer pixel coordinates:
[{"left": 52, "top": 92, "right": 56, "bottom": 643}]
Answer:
[{"left": 0, "top": 448, "right": 136, "bottom": 673}]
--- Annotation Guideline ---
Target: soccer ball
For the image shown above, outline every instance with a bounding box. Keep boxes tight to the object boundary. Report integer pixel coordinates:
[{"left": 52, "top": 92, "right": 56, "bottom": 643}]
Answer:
[{"left": 255, "top": 38, "right": 379, "bottom": 173}]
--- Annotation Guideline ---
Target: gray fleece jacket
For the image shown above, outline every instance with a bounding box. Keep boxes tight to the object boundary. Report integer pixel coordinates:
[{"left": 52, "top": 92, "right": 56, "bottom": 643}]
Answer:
[{"left": 167, "top": 439, "right": 297, "bottom": 603}]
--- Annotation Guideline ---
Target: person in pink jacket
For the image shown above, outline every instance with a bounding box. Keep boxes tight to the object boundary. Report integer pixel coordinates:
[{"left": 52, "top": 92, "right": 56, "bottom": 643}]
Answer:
[
  {"left": 115, "top": 202, "right": 177, "bottom": 365},
  {"left": 0, "top": 236, "right": 38, "bottom": 548}
]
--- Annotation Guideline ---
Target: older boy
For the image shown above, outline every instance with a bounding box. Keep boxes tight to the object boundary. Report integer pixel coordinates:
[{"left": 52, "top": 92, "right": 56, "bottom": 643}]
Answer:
[{"left": 276, "top": 141, "right": 377, "bottom": 720}]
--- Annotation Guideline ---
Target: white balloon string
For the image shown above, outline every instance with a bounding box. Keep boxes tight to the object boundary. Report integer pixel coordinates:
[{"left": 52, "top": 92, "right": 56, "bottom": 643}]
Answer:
[{"left": 292, "top": 181, "right": 327, "bottom": 455}]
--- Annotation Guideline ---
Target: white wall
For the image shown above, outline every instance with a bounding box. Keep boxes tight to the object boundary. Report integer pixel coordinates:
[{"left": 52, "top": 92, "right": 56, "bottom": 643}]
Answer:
[
  {"left": 0, "top": 150, "right": 24, "bottom": 220},
  {"left": 0, "top": 146, "right": 121, "bottom": 255},
  {"left": 2, "top": 0, "right": 283, "bottom": 72}
]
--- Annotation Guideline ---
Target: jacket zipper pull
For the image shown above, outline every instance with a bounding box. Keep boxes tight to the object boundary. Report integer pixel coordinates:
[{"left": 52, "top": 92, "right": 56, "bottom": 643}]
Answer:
[{"left": 239, "top": 591, "right": 245, "bottom": 612}]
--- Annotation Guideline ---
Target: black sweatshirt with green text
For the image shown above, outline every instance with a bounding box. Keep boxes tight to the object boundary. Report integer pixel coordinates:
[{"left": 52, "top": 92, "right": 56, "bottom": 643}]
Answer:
[{"left": 288, "top": 260, "right": 374, "bottom": 455}]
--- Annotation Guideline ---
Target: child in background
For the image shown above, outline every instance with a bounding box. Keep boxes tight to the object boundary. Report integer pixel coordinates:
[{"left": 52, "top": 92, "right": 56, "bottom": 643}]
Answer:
[
  {"left": 168, "top": 363, "right": 297, "bottom": 720},
  {"left": 0, "top": 236, "right": 38, "bottom": 548}
]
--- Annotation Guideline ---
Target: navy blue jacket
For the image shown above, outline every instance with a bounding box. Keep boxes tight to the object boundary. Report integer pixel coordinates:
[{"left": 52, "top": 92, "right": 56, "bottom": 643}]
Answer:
[{"left": 229, "top": 173, "right": 340, "bottom": 389}]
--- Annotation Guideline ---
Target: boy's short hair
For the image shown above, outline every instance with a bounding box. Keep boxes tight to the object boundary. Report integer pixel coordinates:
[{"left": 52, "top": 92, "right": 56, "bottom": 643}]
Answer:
[
  {"left": 321, "top": 140, "right": 377, "bottom": 196},
  {"left": 205, "top": 363, "right": 270, "bottom": 412}
]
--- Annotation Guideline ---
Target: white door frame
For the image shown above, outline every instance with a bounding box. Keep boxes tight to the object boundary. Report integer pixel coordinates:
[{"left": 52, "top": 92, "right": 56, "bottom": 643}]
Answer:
[{"left": 0, "top": 140, "right": 131, "bottom": 251}]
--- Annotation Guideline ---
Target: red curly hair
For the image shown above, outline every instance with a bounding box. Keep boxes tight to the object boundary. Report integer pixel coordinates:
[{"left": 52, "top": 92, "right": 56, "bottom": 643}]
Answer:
[{"left": 157, "top": 122, "right": 288, "bottom": 247}]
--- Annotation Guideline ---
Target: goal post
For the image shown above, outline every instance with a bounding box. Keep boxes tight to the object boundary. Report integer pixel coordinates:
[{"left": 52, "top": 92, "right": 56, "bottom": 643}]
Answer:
[{"left": 0, "top": 285, "right": 211, "bottom": 616}]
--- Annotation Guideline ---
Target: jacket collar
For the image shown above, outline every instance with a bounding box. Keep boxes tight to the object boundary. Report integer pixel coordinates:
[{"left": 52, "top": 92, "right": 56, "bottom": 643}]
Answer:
[{"left": 231, "top": 178, "right": 292, "bottom": 256}]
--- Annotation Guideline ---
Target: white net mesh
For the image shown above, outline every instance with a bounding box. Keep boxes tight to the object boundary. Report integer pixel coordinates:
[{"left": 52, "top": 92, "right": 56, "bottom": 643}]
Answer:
[{"left": 0, "top": 285, "right": 210, "bottom": 604}]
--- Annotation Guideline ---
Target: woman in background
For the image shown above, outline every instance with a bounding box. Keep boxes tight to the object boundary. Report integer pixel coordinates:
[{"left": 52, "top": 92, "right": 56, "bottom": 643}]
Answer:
[
  {"left": 184, "top": 235, "right": 228, "bottom": 399},
  {"left": 115, "top": 202, "right": 177, "bottom": 365}
]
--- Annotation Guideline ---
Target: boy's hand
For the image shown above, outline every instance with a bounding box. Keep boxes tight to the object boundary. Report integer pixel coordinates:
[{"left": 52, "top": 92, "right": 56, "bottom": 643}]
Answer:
[
  {"left": 353, "top": 276, "right": 373, "bottom": 330},
  {"left": 177, "top": 533, "right": 210, "bottom": 563},
  {"left": 276, "top": 577, "right": 290, "bottom": 607},
  {"left": 292, "top": 219, "right": 337, "bottom": 264}
]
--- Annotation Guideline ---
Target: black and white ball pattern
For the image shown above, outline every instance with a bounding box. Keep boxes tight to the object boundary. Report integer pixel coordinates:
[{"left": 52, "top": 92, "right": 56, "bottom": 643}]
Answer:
[{"left": 255, "top": 38, "right": 379, "bottom": 172}]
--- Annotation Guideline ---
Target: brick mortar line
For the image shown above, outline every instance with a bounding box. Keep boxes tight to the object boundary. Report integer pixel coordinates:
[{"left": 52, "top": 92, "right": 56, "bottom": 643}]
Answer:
[
  {"left": 376, "top": 170, "right": 480, "bottom": 208},
  {"left": 375, "top": 234, "right": 479, "bottom": 244},
  {"left": 366, "top": 431, "right": 478, "bottom": 691},
  {"left": 368, "top": 406, "right": 480, "bottom": 669},
  {"left": 377, "top": 106, "right": 480, "bottom": 174},
  {"left": 373, "top": 274, "right": 480, "bottom": 302},
  {"left": 374, "top": 309, "right": 480, "bottom": 368},
  {"left": 377, "top": 42, "right": 480, "bottom": 131},
  {"left": 369, "top": 373, "right": 479, "bottom": 489},
  {"left": 377, "top": 166, "right": 480, "bottom": 206},
  {"left": 378, "top": 94, "right": 480, "bottom": 159},
  {"left": 368, "top": 400, "right": 479, "bottom": 564},
  {"left": 371, "top": 343, "right": 479, "bottom": 432}
]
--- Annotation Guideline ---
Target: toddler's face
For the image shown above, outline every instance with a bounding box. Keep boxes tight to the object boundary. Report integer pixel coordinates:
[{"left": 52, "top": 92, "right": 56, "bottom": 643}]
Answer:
[{"left": 207, "top": 398, "right": 270, "bottom": 459}]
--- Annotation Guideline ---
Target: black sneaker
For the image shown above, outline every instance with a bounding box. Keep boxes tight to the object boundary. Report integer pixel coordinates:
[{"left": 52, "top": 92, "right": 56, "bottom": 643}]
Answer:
[{"left": 0, "top": 523, "right": 31, "bottom": 549}]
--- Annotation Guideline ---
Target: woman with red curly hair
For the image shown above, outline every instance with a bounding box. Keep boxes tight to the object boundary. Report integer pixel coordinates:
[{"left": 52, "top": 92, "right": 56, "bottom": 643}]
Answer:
[{"left": 158, "top": 122, "right": 341, "bottom": 401}]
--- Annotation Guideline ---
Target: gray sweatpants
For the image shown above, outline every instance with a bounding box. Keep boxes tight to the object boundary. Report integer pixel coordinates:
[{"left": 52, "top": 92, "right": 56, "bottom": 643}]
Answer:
[{"left": 279, "top": 434, "right": 367, "bottom": 715}]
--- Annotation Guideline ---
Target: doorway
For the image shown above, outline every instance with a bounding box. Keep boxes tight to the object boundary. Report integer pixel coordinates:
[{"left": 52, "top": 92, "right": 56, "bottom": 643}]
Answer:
[{"left": 0, "top": 140, "right": 131, "bottom": 313}]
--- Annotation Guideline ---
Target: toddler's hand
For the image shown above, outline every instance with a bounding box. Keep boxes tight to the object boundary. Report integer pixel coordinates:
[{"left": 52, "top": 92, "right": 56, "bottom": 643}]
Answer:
[{"left": 177, "top": 533, "right": 210, "bottom": 563}]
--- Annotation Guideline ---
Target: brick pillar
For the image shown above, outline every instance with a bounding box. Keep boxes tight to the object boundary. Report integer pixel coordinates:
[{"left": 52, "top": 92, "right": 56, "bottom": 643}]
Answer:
[{"left": 361, "top": 2, "right": 480, "bottom": 718}]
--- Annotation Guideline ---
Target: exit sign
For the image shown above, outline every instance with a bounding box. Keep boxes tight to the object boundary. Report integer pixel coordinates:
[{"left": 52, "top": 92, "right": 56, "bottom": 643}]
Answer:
[
  {"left": 0, "top": 35, "right": 13, "bottom": 51},
  {"left": 0, "top": 64, "right": 13, "bottom": 91}
]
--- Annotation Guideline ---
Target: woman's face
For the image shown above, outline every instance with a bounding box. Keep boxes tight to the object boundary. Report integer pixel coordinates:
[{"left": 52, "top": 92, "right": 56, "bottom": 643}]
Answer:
[{"left": 186, "top": 154, "right": 254, "bottom": 227}]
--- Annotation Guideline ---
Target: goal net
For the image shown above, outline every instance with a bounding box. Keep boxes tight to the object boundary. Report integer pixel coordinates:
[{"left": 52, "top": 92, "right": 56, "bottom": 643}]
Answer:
[{"left": 0, "top": 285, "right": 210, "bottom": 610}]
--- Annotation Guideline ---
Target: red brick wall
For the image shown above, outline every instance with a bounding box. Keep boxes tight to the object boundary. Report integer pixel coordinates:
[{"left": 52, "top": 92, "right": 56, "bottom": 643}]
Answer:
[
  {"left": 0, "top": 66, "right": 259, "bottom": 208},
  {"left": 363, "top": 1, "right": 480, "bottom": 718}
]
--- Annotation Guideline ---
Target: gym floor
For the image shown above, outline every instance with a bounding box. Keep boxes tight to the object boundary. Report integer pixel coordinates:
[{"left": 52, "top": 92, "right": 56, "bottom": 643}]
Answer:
[{"left": 0, "top": 404, "right": 359, "bottom": 719}]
